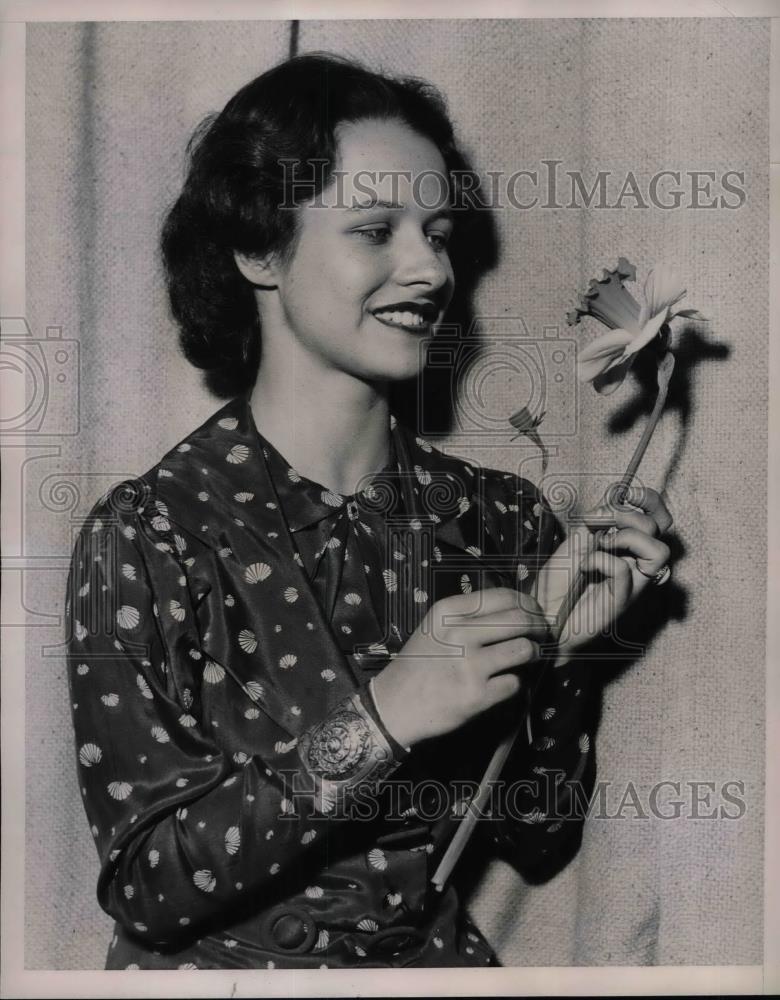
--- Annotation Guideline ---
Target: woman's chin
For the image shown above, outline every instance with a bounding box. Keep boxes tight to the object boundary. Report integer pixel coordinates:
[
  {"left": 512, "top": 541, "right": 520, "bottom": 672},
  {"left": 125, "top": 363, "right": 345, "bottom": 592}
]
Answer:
[
  {"left": 339, "top": 342, "right": 427, "bottom": 383},
  {"left": 373, "top": 337, "right": 431, "bottom": 380},
  {"left": 372, "top": 356, "right": 429, "bottom": 383}
]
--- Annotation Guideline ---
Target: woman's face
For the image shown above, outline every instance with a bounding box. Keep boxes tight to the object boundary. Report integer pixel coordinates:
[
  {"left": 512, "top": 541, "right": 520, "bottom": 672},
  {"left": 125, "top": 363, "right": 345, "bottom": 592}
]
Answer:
[{"left": 261, "top": 117, "right": 456, "bottom": 382}]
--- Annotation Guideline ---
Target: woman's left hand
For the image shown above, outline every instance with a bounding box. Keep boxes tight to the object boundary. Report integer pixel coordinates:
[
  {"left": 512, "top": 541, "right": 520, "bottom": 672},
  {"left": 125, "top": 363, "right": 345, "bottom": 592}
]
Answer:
[{"left": 535, "top": 484, "right": 673, "bottom": 663}]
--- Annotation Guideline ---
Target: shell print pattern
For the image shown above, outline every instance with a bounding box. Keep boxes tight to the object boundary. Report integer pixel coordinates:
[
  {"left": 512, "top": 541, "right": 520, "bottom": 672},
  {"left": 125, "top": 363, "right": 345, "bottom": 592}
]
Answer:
[
  {"left": 226, "top": 444, "right": 249, "bottom": 464},
  {"left": 168, "top": 600, "right": 186, "bottom": 622},
  {"left": 244, "top": 562, "right": 272, "bottom": 584},
  {"left": 136, "top": 675, "right": 153, "bottom": 699},
  {"left": 367, "top": 847, "right": 387, "bottom": 871},
  {"left": 224, "top": 826, "right": 241, "bottom": 855},
  {"left": 193, "top": 869, "right": 217, "bottom": 893},
  {"left": 237, "top": 630, "right": 257, "bottom": 654},
  {"left": 244, "top": 680, "right": 264, "bottom": 701},
  {"left": 79, "top": 743, "right": 102, "bottom": 767},
  {"left": 65, "top": 397, "right": 591, "bottom": 970},
  {"left": 107, "top": 781, "right": 133, "bottom": 800},
  {"left": 321, "top": 490, "right": 344, "bottom": 508},
  {"left": 203, "top": 661, "right": 226, "bottom": 684},
  {"left": 116, "top": 605, "right": 140, "bottom": 630}
]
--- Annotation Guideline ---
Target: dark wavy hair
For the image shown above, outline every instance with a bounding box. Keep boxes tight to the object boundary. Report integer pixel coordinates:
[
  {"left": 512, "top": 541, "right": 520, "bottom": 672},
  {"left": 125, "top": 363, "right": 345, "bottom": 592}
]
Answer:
[{"left": 161, "top": 51, "right": 492, "bottom": 399}]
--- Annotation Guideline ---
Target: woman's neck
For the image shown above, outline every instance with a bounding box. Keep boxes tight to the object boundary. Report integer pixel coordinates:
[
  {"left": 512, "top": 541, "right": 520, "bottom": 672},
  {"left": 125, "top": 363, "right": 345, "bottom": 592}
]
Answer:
[{"left": 248, "top": 373, "right": 393, "bottom": 498}]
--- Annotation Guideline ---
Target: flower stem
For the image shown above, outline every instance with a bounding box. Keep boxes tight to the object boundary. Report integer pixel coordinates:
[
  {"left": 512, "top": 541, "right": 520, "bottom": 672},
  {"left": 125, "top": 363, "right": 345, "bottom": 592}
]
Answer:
[
  {"left": 431, "top": 351, "right": 676, "bottom": 892},
  {"left": 615, "top": 350, "right": 675, "bottom": 503},
  {"left": 554, "top": 350, "right": 674, "bottom": 635}
]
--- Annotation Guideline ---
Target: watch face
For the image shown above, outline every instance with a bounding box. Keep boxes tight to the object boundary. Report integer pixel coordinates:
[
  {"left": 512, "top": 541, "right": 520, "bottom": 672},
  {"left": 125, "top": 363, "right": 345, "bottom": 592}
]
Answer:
[{"left": 304, "top": 707, "right": 372, "bottom": 780}]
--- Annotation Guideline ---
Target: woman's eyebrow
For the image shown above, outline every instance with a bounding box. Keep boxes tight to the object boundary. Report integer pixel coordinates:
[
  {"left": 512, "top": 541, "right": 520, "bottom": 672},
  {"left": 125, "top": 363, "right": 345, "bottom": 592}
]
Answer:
[
  {"left": 346, "top": 198, "right": 454, "bottom": 222},
  {"left": 346, "top": 198, "right": 403, "bottom": 212}
]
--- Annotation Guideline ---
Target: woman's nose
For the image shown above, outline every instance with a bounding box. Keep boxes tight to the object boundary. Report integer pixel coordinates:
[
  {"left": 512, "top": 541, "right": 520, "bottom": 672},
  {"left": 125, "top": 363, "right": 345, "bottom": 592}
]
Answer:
[{"left": 394, "top": 231, "right": 453, "bottom": 293}]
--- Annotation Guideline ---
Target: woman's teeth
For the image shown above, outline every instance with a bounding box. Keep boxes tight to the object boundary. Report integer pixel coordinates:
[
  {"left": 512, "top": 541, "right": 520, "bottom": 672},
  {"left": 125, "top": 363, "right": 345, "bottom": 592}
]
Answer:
[{"left": 373, "top": 310, "right": 427, "bottom": 329}]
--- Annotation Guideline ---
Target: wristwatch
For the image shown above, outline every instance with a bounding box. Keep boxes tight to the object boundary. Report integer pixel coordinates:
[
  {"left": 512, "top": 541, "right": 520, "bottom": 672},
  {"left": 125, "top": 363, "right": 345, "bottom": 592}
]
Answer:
[{"left": 297, "top": 686, "right": 409, "bottom": 814}]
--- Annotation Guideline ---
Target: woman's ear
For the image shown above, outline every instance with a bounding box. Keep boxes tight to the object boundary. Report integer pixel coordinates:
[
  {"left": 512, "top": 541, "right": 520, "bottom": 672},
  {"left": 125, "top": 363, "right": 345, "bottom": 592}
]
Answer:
[{"left": 233, "top": 251, "right": 280, "bottom": 288}]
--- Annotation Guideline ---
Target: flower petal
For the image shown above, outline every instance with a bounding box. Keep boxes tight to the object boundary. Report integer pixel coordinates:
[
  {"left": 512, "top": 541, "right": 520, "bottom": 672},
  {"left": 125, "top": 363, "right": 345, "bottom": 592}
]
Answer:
[
  {"left": 508, "top": 406, "right": 544, "bottom": 433},
  {"left": 575, "top": 260, "right": 643, "bottom": 332},
  {"left": 643, "top": 262, "right": 687, "bottom": 316},
  {"left": 577, "top": 329, "right": 635, "bottom": 383},
  {"left": 621, "top": 308, "right": 669, "bottom": 359},
  {"left": 669, "top": 307, "right": 707, "bottom": 322},
  {"left": 592, "top": 355, "right": 634, "bottom": 395}
]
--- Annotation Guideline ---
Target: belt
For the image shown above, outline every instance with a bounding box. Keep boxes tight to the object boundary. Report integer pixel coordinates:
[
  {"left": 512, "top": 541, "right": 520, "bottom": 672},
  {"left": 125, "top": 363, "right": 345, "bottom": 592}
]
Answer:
[{"left": 258, "top": 903, "right": 427, "bottom": 960}]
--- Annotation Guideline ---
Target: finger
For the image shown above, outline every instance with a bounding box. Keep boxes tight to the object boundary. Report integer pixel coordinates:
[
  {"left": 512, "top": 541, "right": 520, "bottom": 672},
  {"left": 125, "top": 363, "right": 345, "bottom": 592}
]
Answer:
[
  {"left": 437, "top": 585, "right": 526, "bottom": 622},
  {"left": 583, "top": 506, "right": 658, "bottom": 538},
  {"left": 599, "top": 527, "right": 671, "bottom": 572},
  {"left": 609, "top": 484, "right": 674, "bottom": 534},
  {"left": 484, "top": 671, "right": 523, "bottom": 708},
  {"left": 579, "top": 550, "right": 632, "bottom": 606},
  {"left": 474, "top": 604, "right": 551, "bottom": 647},
  {"left": 482, "top": 636, "right": 541, "bottom": 678},
  {"left": 459, "top": 611, "right": 550, "bottom": 650}
]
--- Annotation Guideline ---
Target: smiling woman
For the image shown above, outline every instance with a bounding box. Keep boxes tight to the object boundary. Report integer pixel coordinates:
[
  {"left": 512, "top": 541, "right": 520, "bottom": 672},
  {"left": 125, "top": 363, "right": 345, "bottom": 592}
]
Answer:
[
  {"left": 65, "top": 50, "right": 673, "bottom": 971},
  {"left": 232, "top": 118, "right": 456, "bottom": 401}
]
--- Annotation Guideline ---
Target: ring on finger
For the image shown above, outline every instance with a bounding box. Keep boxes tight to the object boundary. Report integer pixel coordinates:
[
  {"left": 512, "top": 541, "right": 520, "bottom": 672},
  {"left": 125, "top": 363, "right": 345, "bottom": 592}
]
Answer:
[{"left": 636, "top": 562, "right": 671, "bottom": 586}]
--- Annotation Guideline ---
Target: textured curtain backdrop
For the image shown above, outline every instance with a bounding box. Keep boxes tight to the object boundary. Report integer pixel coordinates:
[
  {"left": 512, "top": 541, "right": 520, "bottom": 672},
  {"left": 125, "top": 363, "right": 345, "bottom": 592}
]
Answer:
[{"left": 25, "top": 18, "right": 767, "bottom": 969}]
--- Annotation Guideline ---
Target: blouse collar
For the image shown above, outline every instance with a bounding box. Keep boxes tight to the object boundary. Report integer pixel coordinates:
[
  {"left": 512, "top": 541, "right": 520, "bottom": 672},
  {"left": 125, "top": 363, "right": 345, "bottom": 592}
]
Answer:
[
  {"left": 251, "top": 408, "right": 402, "bottom": 533},
  {"left": 148, "top": 392, "right": 503, "bottom": 561}
]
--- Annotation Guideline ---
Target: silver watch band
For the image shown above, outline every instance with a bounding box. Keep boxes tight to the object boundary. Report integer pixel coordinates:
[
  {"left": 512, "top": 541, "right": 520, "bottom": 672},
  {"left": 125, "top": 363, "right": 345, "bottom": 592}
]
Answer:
[{"left": 297, "top": 690, "right": 405, "bottom": 814}]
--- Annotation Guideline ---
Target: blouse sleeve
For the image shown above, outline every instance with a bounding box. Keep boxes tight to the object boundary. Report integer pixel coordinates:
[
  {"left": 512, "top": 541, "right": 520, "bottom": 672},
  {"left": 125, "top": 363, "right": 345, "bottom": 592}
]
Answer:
[
  {"left": 65, "top": 485, "right": 406, "bottom": 946},
  {"left": 475, "top": 473, "right": 598, "bottom": 882}
]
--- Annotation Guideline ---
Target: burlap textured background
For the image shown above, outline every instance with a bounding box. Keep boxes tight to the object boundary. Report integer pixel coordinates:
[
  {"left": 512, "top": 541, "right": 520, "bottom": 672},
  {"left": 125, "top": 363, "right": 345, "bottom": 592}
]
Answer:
[{"left": 24, "top": 18, "right": 767, "bottom": 968}]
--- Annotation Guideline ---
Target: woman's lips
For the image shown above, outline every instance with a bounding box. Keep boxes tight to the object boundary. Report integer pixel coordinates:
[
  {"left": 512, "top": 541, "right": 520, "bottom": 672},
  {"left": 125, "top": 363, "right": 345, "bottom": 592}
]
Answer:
[{"left": 371, "top": 310, "right": 433, "bottom": 334}]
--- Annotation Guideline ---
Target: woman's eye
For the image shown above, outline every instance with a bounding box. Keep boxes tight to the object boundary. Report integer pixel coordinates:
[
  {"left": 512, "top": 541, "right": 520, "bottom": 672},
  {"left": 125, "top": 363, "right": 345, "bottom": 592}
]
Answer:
[
  {"left": 426, "top": 231, "right": 450, "bottom": 252},
  {"left": 355, "top": 226, "right": 391, "bottom": 244}
]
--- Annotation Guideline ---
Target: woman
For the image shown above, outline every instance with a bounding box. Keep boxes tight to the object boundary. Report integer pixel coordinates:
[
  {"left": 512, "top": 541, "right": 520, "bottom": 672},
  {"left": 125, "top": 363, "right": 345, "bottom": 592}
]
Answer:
[{"left": 65, "top": 52, "right": 673, "bottom": 970}]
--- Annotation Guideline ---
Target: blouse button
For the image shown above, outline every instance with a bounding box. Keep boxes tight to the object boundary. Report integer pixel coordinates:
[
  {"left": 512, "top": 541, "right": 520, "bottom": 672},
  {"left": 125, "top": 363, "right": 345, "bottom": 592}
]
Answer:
[{"left": 262, "top": 905, "right": 317, "bottom": 953}]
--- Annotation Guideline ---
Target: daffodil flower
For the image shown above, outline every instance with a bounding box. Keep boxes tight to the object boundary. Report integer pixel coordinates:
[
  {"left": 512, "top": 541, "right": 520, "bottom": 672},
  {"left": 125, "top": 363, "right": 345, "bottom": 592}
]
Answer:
[
  {"left": 567, "top": 257, "right": 706, "bottom": 394},
  {"left": 508, "top": 406, "right": 548, "bottom": 471}
]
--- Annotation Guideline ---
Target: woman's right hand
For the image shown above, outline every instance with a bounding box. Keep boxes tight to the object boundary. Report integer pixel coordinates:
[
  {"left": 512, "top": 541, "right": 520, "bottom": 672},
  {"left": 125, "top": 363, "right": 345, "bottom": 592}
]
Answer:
[{"left": 371, "top": 587, "right": 551, "bottom": 749}]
